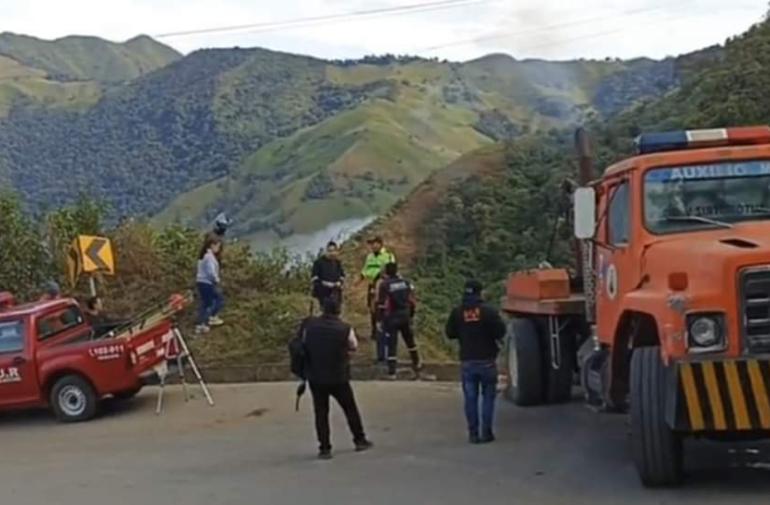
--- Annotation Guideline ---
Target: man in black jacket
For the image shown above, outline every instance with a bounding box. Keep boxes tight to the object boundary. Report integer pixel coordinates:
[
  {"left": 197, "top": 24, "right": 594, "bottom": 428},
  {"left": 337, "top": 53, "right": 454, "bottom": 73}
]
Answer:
[
  {"left": 445, "top": 279, "right": 507, "bottom": 444},
  {"left": 300, "top": 297, "right": 372, "bottom": 459},
  {"left": 377, "top": 262, "right": 421, "bottom": 379},
  {"left": 311, "top": 241, "right": 345, "bottom": 309}
]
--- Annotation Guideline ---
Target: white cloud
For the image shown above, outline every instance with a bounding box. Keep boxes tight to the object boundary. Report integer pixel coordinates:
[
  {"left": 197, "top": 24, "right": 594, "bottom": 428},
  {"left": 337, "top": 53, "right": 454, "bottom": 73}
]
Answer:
[{"left": 1, "top": 0, "right": 766, "bottom": 61}]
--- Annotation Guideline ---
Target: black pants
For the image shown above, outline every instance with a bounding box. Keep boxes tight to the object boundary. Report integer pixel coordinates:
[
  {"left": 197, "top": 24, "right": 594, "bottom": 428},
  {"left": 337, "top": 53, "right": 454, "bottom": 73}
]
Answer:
[
  {"left": 384, "top": 312, "right": 421, "bottom": 375},
  {"left": 367, "top": 284, "right": 377, "bottom": 339},
  {"left": 310, "top": 382, "right": 366, "bottom": 451},
  {"left": 314, "top": 286, "right": 342, "bottom": 310}
]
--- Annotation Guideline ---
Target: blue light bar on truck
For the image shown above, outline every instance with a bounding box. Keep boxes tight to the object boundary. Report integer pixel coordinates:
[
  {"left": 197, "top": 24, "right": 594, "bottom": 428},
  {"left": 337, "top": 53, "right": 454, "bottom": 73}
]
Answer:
[{"left": 636, "top": 126, "right": 770, "bottom": 155}]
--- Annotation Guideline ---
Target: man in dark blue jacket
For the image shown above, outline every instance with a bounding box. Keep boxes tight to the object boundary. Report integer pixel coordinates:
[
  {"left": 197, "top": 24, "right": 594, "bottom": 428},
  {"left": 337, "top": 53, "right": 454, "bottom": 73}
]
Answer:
[{"left": 445, "top": 279, "right": 506, "bottom": 444}]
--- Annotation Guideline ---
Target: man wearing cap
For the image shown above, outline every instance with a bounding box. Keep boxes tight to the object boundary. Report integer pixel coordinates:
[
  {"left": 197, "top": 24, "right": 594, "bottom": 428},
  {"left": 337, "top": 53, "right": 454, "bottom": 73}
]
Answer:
[
  {"left": 39, "top": 281, "right": 61, "bottom": 302},
  {"left": 360, "top": 236, "right": 395, "bottom": 362},
  {"left": 445, "top": 280, "right": 506, "bottom": 444}
]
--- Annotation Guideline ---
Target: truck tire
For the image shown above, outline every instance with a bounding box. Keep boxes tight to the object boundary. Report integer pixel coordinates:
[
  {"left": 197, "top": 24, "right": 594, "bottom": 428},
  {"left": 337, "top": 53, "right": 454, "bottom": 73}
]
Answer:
[
  {"left": 506, "top": 318, "right": 544, "bottom": 406},
  {"left": 50, "top": 375, "right": 98, "bottom": 423},
  {"left": 543, "top": 319, "right": 575, "bottom": 404},
  {"left": 630, "top": 347, "right": 683, "bottom": 487}
]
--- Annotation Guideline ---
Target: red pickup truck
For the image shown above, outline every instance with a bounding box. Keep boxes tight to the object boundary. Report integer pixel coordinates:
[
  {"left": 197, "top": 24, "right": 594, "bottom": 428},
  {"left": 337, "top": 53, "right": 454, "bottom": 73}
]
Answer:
[{"left": 0, "top": 294, "right": 185, "bottom": 422}]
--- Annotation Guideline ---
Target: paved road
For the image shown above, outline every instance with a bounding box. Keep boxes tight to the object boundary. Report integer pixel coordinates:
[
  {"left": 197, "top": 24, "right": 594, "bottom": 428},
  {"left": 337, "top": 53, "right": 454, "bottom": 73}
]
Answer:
[{"left": 2, "top": 382, "right": 769, "bottom": 505}]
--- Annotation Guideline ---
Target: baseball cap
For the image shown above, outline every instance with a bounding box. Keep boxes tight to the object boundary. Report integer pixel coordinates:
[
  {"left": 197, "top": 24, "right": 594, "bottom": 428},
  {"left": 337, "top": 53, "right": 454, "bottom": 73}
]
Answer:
[{"left": 464, "top": 279, "right": 483, "bottom": 295}]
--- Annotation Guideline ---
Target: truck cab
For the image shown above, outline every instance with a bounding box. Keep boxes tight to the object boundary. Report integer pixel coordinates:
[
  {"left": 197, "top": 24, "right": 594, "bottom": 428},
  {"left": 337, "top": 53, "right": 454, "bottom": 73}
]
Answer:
[
  {"left": 504, "top": 126, "right": 770, "bottom": 487},
  {"left": 0, "top": 294, "right": 183, "bottom": 422}
]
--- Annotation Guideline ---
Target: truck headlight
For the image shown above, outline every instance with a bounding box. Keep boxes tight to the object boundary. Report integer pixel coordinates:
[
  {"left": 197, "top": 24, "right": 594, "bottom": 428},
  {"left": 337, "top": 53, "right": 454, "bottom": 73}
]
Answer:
[{"left": 687, "top": 314, "right": 725, "bottom": 351}]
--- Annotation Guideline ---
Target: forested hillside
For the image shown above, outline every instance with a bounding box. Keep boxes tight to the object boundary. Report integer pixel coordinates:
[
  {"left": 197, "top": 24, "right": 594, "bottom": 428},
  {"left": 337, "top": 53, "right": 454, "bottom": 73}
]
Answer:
[
  {"left": 0, "top": 33, "right": 180, "bottom": 116},
  {"left": 151, "top": 52, "right": 703, "bottom": 247},
  {"left": 0, "top": 40, "right": 706, "bottom": 246},
  {"left": 0, "top": 32, "right": 180, "bottom": 83}
]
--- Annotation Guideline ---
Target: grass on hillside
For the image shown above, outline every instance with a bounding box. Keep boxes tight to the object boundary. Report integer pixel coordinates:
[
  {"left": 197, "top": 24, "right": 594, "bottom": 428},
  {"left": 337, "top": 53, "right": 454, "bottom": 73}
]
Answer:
[
  {"left": 0, "top": 54, "right": 102, "bottom": 116},
  {"left": 158, "top": 77, "right": 492, "bottom": 245},
  {"left": 0, "top": 32, "right": 180, "bottom": 83}
]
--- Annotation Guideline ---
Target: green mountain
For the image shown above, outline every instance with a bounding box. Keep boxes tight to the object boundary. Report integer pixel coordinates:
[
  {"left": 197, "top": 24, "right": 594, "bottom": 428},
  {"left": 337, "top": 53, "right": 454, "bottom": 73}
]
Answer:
[
  {"left": 150, "top": 52, "right": 701, "bottom": 248},
  {"left": 0, "top": 35, "right": 719, "bottom": 248},
  {"left": 0, "top": 33, "right": 180, "bottom": 117},
  {"left": 0, "top": 33, "right": 180, "bottom": 83}
]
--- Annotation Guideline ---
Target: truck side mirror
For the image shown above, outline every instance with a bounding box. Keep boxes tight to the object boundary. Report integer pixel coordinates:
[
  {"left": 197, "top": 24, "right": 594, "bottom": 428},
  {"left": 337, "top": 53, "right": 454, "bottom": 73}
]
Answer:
[{"left": 574, "top": 187, "right": 596, "bottom": 239}]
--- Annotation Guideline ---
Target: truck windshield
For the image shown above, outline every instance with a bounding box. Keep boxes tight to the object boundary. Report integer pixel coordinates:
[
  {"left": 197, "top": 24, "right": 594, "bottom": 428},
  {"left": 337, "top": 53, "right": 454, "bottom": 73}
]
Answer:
[
  {"left": 644, "top": 160, "right": 770, "bottom": 234},
  {"left": 0, "top": 319, "right": 24, "bottom": 354}
]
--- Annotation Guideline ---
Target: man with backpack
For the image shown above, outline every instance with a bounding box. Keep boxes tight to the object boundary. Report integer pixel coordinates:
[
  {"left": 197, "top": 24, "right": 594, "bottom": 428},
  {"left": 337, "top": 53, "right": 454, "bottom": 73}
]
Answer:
[
  {"left": 377, "top": 262, "right": 422, "bottom": 380},
  {"left": 445, "top": 279, "right": 507, "bottom": 444},
  {"left": 291, "top": 297, "right": 373, "bottom": 460}
]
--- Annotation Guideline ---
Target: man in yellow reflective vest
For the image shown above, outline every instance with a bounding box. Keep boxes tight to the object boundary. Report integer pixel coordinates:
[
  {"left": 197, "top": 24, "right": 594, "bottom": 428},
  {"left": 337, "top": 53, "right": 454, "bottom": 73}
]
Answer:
[{"left": 360, "top": 236, "right": 396, "bottom": 362}]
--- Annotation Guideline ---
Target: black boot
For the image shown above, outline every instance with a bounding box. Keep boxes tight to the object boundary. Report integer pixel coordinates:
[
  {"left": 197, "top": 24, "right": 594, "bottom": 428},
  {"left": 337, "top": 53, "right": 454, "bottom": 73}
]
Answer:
[
  {"left": 409, "top": 349, "right": 422, "bottom": 379},
  {"left": 387, "top": 358, "right": 398, "bottom": 379},
  {"left": 480, "top": 431, "right": 495, "bottom": 444}
]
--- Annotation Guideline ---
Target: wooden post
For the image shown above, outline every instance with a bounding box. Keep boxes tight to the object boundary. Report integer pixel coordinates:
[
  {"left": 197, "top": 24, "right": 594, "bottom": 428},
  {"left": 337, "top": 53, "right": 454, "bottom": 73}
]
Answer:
[{"left": 88, "top": 275, "right": 97, "bottom": 297}]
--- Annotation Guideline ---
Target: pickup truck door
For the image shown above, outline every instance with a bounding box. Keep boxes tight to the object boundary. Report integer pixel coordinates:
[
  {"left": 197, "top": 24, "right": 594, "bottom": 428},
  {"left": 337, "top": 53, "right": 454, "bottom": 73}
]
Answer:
[{"left": 0, "top": 318, "right": 40, "bottom": 407}]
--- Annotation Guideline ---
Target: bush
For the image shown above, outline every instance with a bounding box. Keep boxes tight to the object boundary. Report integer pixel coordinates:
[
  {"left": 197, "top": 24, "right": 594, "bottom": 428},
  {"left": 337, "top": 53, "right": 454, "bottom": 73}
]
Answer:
[{"left": 0, "top": 192, "right": 312, "bottom": 366}]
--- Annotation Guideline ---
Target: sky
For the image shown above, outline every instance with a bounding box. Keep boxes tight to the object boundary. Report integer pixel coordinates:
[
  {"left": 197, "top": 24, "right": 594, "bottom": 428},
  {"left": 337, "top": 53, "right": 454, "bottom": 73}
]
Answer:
[{"left": 1, "top": 0, "right": 767, "bottom": 61}]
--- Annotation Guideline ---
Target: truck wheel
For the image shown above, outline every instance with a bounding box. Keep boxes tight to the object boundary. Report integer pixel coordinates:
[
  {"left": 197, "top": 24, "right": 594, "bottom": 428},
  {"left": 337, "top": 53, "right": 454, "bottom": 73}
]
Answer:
[
  {"left": 112, "top": 387, "right": 141, "bottom": 401},
  {"left": 544, "top": 319, "right": 575, "bottom": 404},
  {"left": 630, "top": 347, "right": 683, "bottom": 487},
  {"left": 50, "top": 375, "right": 97, "bottom": 423},
  {"left": 506, "top": 318, "right": 544, "bottom": 406}
]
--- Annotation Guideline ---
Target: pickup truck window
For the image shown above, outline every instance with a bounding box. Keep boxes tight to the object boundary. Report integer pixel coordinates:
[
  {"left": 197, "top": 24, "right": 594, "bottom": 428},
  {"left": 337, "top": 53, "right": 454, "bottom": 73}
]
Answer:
[
  {"left": 37, "top": 306, "right": 85, "bottom": 341},
  {"left": 645, "top": 160, "right": 770, "bottom": 234},
  {"left": 0, "top": 320, "right": 24, "bottom": 354}
]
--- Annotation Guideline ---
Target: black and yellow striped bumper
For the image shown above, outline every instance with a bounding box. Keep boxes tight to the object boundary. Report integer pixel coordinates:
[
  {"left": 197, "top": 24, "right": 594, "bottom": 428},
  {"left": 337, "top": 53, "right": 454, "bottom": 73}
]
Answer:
[{"left": 674, "top": 359, "right": 770, "bottom": 433}]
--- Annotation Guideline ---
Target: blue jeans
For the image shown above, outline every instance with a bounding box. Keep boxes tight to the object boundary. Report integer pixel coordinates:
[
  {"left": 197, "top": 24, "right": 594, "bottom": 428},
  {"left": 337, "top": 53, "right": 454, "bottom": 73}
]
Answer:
[
  {"left": 197, "top": 282, "right": 223, "bottom": 325},
  {"left": 462, "top": 361, "right": 498, "bottom": 437}
]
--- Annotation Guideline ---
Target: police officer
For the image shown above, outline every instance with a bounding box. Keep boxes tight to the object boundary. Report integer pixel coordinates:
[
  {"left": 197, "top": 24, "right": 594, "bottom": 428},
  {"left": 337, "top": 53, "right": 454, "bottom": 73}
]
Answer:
[
  {"left": 360, "top": 236, "right": 396, "bottom": 362},
  {"left": 311, "top": 241, "right": 345, "bottom": 309},
  {"left": 377, "top": 262, "right": 421, "bottom": 379},
  {"left": 445, "top": 279, "right": 506, "bottom": 444},
  {"left": 300, "top": 297, "right": 373, "bottom": 460}
]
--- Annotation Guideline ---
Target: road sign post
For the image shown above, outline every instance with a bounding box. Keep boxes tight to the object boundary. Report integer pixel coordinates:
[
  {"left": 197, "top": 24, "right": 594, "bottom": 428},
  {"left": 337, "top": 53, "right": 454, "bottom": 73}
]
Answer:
[{"left": 67, "top": 235, "right": 116, "bottom": 293}]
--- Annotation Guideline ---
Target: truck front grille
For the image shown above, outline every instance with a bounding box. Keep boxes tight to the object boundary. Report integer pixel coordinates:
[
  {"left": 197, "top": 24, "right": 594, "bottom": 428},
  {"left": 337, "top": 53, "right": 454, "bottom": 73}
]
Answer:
[{"left": 741, "top": 268, "right": 770, "bottom": 353}]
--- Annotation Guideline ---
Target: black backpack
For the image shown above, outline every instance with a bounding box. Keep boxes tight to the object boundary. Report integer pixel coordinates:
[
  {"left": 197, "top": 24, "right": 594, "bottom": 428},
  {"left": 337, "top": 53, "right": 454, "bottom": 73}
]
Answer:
[{"left": 289, "top": 319, "right": 310, "bottom": 380}]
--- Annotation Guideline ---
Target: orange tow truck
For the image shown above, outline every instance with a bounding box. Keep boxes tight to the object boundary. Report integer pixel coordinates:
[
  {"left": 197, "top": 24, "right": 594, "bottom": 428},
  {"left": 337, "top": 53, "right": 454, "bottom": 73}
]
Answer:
[{"left": 503, "top": 126, "right": 770, "bottom": 486}]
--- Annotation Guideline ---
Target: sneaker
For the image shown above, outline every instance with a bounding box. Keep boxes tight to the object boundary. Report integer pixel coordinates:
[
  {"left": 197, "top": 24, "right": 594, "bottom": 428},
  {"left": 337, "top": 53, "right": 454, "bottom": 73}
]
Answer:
[
  {"left": 355, "top": 440, "right": 374, "bottom": 452},
  {"left": 318, "top": 450, "right": 333, "bottom": 460},
  {"left": 469, "top": 433, "right": 480, "bottom": 444},
  {"left": 385, "top": 374, "right": 398, "bottom": 381},
  {"left": 208, "top": 316, "right": 224, "bottom": 327},
  {"left": 195, "top": 324, "right": 210, "bottom": 334},
  {"left": 480, "top": 432, "right": 496, "bottom": 444}
]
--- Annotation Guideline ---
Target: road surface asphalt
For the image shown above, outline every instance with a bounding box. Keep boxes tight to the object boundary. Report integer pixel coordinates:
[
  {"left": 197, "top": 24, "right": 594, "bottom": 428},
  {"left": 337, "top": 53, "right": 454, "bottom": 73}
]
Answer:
[{"left": 1, "top": 381, "right": 769, "bottom": 505}]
